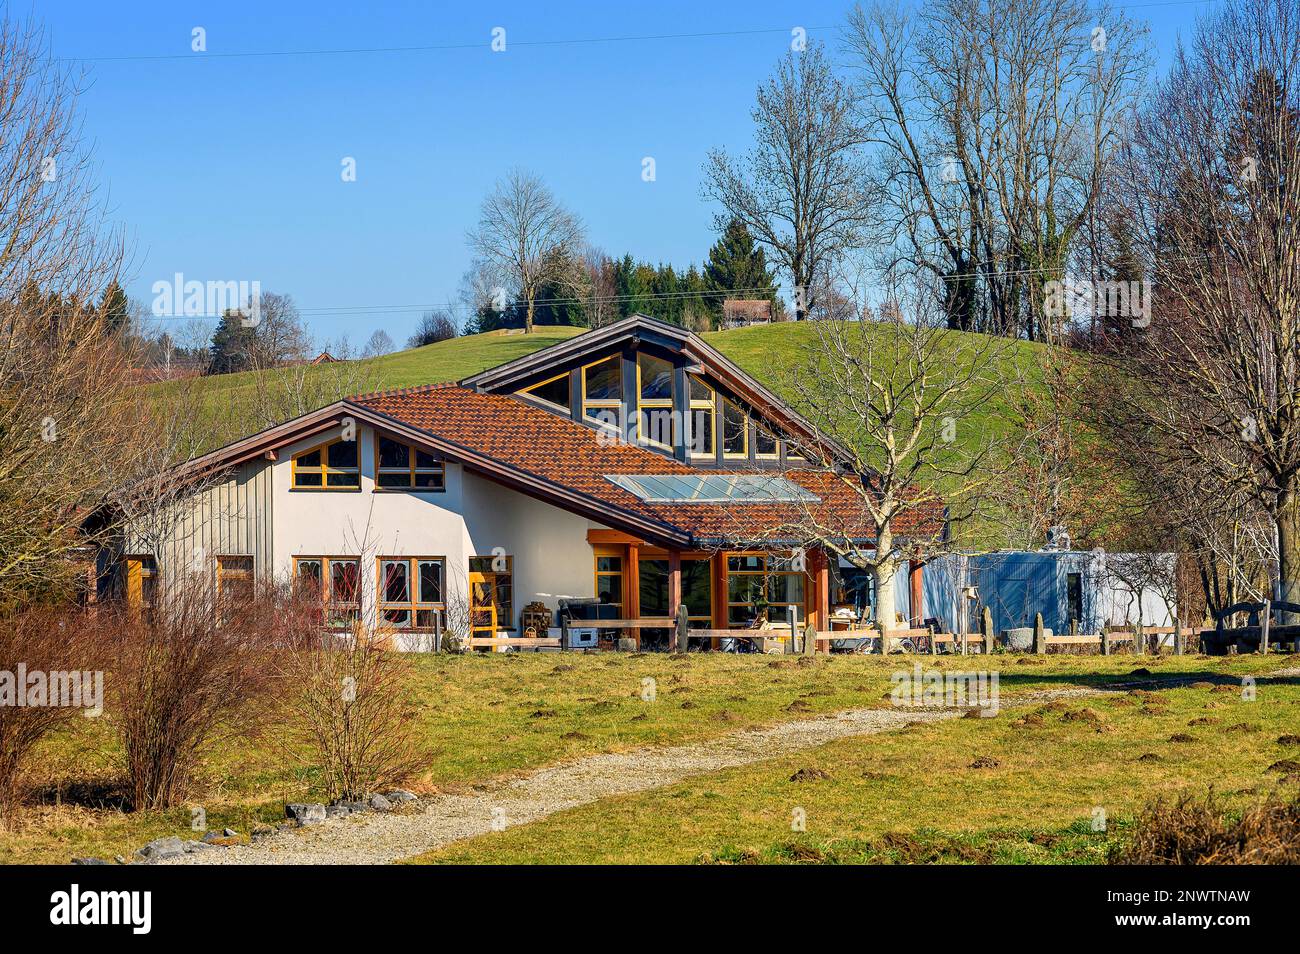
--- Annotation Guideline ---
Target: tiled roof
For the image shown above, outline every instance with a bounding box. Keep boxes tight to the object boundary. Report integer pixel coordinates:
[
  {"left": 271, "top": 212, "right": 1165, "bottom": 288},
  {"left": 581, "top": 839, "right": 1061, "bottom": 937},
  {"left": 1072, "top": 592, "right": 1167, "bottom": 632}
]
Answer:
[{"left": 351, "top": 384, "right": 943, "bottom": 546}]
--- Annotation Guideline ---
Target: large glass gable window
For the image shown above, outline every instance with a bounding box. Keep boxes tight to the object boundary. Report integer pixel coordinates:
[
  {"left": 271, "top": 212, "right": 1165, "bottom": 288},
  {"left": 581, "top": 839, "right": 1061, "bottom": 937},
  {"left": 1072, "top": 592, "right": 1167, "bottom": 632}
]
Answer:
[
  {"left": 638, "top": 353, "right": 674, "bottom": 449},
  {"left": 582, "top": 356, "right": 622, "bottom": 429}
]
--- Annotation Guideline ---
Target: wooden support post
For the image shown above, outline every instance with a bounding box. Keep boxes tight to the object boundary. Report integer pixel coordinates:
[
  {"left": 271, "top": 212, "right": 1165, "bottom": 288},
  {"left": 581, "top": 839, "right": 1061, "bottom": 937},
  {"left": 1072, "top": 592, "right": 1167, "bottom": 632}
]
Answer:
[
  {"left": 787, "top": 605, "right": 798, "bottom": 654},
  {"left": 1133, "top": 623, "right": 1144, "bottom": 655},
  {"left": 878, "top": 623, "right": 890, "bottom": 655},
  {"left": 803, "top": 621, "right": 817, "bottom": 657},
  {"left": 1069, "top": 618, "right": 1078, "bottom": 637},
  {"left": 1101, "top": 630, "right": 1110, "bottom": 655},
  {"left": 1261, "top": 599, "right": 1271, "bottom": 655},
  {"left": 1033, "top": 613, "right": 1046, "bottom": 654},
  {"left": 982, "top": 606, "right": 994, "bottom": 655},
  {"left": 908, "top": 560, "right": 924, "bottom": 628},
  {"left": 1173, "top": 615, "right": 1184, "bottom": 656},
  {"left": 561, "top": 614, "right": 570, "bottom": 652},
  {"left": 667, "top": 551, "right": 682, "bottom": 652},
  {"left": 674, "top": 603, "right": 689, "bottom": 655},
  {"left": 929, "top": 622, "right": 937, "bottom": 655}
]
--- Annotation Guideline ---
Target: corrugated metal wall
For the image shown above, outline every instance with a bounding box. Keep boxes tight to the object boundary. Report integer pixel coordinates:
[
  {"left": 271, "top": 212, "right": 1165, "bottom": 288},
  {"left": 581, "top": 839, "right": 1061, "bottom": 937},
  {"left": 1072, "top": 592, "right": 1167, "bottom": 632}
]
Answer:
[{"left": 121, "top": 461, "right": 274, "bottom": 584}]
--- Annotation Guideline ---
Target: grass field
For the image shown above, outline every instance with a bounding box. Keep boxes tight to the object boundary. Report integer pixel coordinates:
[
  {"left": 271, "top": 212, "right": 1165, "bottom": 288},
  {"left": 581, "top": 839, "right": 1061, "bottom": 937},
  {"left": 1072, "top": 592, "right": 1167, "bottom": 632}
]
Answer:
[
  {"left": 4, "top": 650, "right": 1292, "bottom": 865},
  {"left": 404, "top": 653, "right": 1300, "bottom": 865}
]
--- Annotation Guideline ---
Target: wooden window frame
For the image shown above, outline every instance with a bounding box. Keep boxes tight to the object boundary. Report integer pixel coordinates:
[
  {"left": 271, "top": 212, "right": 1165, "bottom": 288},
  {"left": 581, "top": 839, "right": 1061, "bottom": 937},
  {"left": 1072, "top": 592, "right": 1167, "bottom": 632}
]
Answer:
[
  {"left": 636, "top": 354, "right": 675, "bottom": 450},
  {"left": 754, "top": 423, "right": 780, "bottom": 460},
  {"left": 581, "top": 356, "right": 623, "bottom": 430},
  {"left": 374, "top": 435, "right": 445, "bottom": 492},
  {"left": 216, "top": 554, "right": 255, "bottom": 599},
  {"left": 518, "top": 371, "right": 572, "bottom": 414},
  {"left": 688, "top": 376, "right": 717, "bottom": 460},
  {"left": 291, "top": 437, "right": 361, "bottom": 490},
  {"left": 724, "top": 551, "right": 807, "bottom": 626},
  {"left": 122, "top": 554, "right": 157, "bottom": 616},
  {"left": 722, "top": 398, "right": 749, "bottom": 459},
  {"left": 292, "top": 556, "right": 361, "bottom": 628},
  {"left": 593, "top": 547, "right": 625, "bottom": 617},
  {"left": 468, "top": 555, "right": 514, "bottom": 631},
  {"left": 376, "top": 556, "right": 446, "bottom": 630}
]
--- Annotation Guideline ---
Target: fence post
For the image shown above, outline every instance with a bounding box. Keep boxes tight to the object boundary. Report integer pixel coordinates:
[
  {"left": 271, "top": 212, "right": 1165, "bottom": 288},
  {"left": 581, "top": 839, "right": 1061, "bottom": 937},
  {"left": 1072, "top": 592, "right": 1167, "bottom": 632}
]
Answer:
[
  {"left": 1261, "top": 599, "right": 1271, "bottom": 655},
  {"left": 1032, "top": 613, "right": 1045, "bottom": 654},
  {"left": 561, "top": 615, "right": 570, "bottom": 652},
  {"left": 982, "top": 606, "right": 994, "bottom": 655},
  {"left": 1101, "top": 629, "right": 1110, "bottom": 656},
  {"left": 787, "top": 606, "right": 798, "bottom": 654},
  {"left": 1070, "top": 618, "right": 1078, "bottom": 638},
  {"left": 1173, "top": 614, "right": 1183, "bottom": 656},
  {"left": 674, "top": 603, "right": 689, "bottom": 654},
  {"left": 803, "top": 621, "right": 818, "bottom": 657},
  {"left": 1133, "top": 623, "right": 1144, "bottom": 656},
  {"left": 929, "top": 623, "right": 938, "bottom": 656}
]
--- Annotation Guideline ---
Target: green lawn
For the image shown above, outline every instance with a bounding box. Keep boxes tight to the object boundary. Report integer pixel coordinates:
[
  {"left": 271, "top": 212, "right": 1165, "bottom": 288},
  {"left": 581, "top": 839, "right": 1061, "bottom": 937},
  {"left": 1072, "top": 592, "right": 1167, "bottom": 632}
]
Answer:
[
  {"left": 409, "top": 654, "right": 1300, "bottom": 865},
  {"left": 6, "top": 650, "right": 1288, "bottom": 865}
]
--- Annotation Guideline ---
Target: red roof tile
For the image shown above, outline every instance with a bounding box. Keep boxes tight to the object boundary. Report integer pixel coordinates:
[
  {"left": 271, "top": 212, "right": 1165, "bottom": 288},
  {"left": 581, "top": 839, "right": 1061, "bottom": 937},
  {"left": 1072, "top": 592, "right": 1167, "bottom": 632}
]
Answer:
[{"left": 352, "top": 385, "right": 943, "bottom": 546}]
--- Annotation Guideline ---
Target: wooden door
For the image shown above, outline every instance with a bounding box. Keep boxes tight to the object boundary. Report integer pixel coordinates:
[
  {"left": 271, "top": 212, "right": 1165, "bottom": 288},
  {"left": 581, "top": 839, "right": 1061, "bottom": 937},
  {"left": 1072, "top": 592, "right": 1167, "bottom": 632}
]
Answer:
[{"left": 469, "top": 571, "right": 498, "bottom": 639}]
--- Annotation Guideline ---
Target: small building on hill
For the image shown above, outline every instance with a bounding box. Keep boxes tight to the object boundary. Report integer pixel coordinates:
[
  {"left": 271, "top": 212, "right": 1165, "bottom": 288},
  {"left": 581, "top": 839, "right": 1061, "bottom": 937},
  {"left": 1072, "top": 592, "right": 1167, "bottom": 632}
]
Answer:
[{"left": 721, "top": 299, "right": 773, "bottom": 328}]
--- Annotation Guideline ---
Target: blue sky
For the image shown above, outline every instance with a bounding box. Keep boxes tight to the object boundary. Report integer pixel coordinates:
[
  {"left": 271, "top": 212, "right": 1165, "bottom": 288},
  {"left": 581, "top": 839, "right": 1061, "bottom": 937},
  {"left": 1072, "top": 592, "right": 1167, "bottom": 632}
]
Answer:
[{"left": 40, "top": 0, "right": 1212, "bottom": 348}]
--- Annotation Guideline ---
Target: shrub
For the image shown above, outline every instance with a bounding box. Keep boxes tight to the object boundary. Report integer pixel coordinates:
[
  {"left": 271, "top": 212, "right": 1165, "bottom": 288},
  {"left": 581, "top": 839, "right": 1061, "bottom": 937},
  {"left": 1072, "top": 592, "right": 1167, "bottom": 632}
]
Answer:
[
  {"left": 277, "top": 624, "right": 424, "bottom": 802},
  {"left": 1110, "top": 791, "right": 1300, "bottom": 864},
  {"left": 0, "top": 603, "right": 109, "bottom": 822},
  {"left": 112, "top": 574, "right": 301, "bottom": 811}
]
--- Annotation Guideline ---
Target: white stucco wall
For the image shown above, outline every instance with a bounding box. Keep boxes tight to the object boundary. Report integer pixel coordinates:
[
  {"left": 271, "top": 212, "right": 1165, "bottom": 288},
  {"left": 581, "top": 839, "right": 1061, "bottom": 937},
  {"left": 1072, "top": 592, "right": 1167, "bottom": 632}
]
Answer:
[{"left": 270, "top": 423, "right": 606, "bottom": 641}]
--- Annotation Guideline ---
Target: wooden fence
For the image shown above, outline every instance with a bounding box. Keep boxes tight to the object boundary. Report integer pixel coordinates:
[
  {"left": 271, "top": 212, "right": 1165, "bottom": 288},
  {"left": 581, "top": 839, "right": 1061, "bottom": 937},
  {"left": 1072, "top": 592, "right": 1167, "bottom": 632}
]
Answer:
[{"left": 463, "top": 607, "right": 1277, "bottom": 655}]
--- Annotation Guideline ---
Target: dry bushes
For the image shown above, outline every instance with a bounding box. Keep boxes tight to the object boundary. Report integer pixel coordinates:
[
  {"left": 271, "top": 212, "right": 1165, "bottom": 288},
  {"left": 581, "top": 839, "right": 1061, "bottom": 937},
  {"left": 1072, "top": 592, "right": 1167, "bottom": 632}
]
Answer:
[
  {"left": 275, "top": 622, "right": 424, "bottom": 803},
  {"left": 1111, "top": 792, "right": 1300, "bottom": 864},
  {"left": 0, "top": 603, "right": 109, "bottom": 822},
  {"left": 111, "top": 575, "right": 310, "bottom": 811}
]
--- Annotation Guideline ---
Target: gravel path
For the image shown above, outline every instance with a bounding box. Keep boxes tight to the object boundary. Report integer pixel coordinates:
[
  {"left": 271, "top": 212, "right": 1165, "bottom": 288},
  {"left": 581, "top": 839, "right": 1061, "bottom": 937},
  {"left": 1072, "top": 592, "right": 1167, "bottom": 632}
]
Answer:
[{"left": 164, "top": 685, "right": 1102, "bottom": 866}]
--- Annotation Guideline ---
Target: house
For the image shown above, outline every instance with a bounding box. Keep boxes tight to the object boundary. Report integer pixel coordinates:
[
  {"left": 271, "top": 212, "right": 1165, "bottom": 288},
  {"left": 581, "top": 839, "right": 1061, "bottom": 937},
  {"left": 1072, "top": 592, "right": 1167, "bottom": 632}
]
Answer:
[
  {"left": 100, "top": 314, "right": 943, "bottom": 649},
  {"left": 922, "top": 550, "right": 1177, "bottom": 637},
  {"left": 720, "top": 299, "right": 773, "bottom": 328}
]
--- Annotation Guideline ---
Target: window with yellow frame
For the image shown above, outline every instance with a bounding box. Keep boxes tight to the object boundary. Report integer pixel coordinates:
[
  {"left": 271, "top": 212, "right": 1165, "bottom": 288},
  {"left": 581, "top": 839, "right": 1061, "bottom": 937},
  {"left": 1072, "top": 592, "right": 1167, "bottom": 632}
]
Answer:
[
  {"left": 375, "top": 435, "right": 444, "bottom": 490},
  {"left": 722, "top": 398, "right": 748, "bottom": 458},
  {"left": 636, "top": 353, "right": 674, "bottom": 448},
  {"left": 581, "top": 355, "right": 622, "bottom": 429},
  {"left": 518, "top": 372, "right": 571, "bottom": 413},
  {"left": 291, "top": 437, "right": 359, "bottom": 489},
  {"left": 688, "top": 375, "right": 716, "bottom": 458},
  {"left": 725, "top": 553, "right": 806, "bottom": 626},
  {"left": 594, "top": 549, "right": 624, "bottom": 616}
]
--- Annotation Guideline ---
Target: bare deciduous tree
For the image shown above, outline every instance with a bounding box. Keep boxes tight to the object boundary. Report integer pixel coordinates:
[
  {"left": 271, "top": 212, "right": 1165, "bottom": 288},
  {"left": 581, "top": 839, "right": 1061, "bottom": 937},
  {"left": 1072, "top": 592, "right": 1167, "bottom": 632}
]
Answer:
[
  {"left": 703, "top": 42, "right": 868, "bottom": 322},
  {"left": 468, "top": 169, "right": 584, "bottom": 333},
  {"left": 0, "top": 16, "right": 136, "bottom": 608},
  {"left": 759, "top": 285, "right": 1018, "bottom": 631},
  {"left": 1097, "top": 0, "right": 1300, "bottom": 611},
  {"left": 846, "top": 0, "right": 1150, "bottom": 340}
]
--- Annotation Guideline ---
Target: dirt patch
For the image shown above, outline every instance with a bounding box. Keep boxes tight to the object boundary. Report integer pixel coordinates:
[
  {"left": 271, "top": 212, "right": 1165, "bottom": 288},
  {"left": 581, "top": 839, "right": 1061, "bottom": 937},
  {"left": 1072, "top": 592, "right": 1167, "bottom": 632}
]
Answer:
[
  {"left": 785, "top": 700, "right": 812, "bottom": 713},
  {"left": 968, "top": 755, "right": 1001, "bottom": 769},
  {"left": 1062, "top": 707, "right": 1101, "bottom": 724},
  {"left": 789, "top": 767, "right": 831, "bottom": 782},
  {"left": 1277, "top": 735, "right": 1300, "bottom": 746},
  {"left": 1168, "top": 733, "right": 1197, "bottom": 743},
  {"left": 1187, "top": 717, "right": 1218, "bottom": 727},
  {"left": 529, "top": 709, "right": 557, "bottom": 719},
  {"left": 1137, "top": 753, "right": 1162, "bottom": 762},
  {"left": 1266, "top": 760, "right": 1300, "bottom": 774}
]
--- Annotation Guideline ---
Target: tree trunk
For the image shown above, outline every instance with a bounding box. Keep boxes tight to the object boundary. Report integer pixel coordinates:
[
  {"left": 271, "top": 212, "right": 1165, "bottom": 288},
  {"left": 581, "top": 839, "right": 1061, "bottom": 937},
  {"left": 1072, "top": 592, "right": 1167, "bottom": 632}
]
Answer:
[
  {"left": 525, "top": 294, "right": 535, "bottom": 334},
  {"left": 874, "top": 525, "right": 898, "bottom": 643},
  {"left": 1277, "top": 495, "right": 1300, "bottom": 623}
]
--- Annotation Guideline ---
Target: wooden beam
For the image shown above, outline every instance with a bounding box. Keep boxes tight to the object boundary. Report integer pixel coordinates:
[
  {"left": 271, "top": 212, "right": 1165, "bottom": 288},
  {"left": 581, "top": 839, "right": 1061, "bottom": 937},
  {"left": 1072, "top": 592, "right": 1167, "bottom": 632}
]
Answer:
[
  {"left": 586, "top": 529, "right": 645, "bottom": 546},
  {"left": 908, "top": 559, "right": 924, "bottom": 627},
  {"left": 812, "top": 548, "right": 830, "bottom": 630},
  {"left": 667, "top": 550, "right": 682, "bottom": 618},
  {"left": 625, "top": 543, "right": 640, "bottom": 620}
]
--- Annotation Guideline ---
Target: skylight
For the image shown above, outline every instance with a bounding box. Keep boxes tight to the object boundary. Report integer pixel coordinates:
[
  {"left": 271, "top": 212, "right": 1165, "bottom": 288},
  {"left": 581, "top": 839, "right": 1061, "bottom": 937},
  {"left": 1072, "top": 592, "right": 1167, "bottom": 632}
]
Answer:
[{"left": 605, "top": 474, "right": 819, "bottom": 504}]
